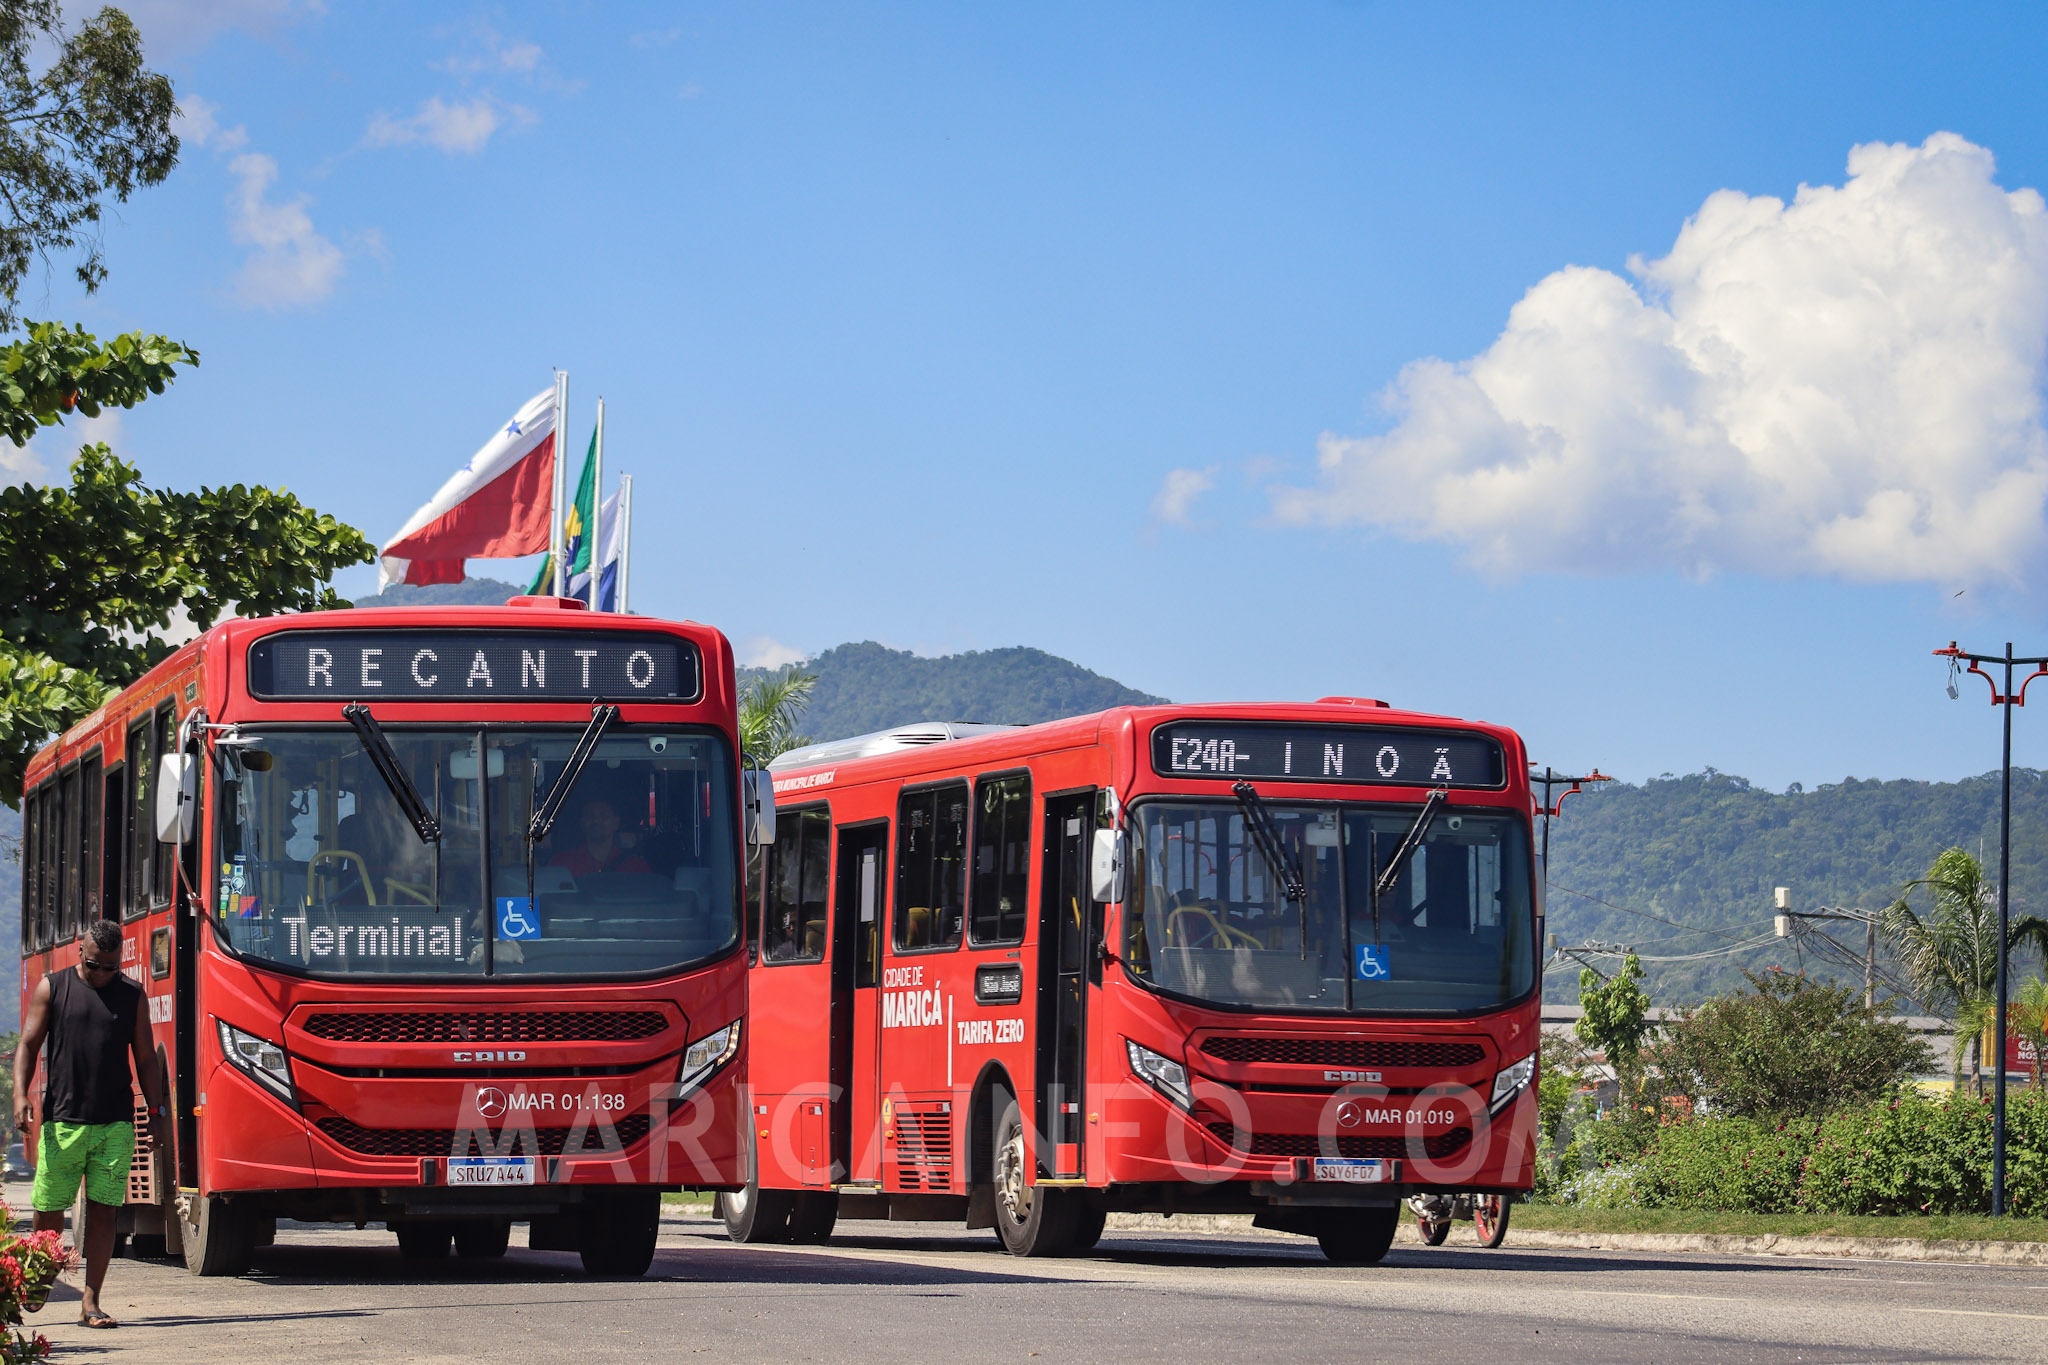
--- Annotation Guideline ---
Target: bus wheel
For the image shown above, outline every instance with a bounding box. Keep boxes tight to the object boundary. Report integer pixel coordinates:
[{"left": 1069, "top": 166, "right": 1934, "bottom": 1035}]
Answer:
[
  {"left": 719, "top": 1180, "right": 797, "bottom": 1244},
  {"left": 454, "top": 1219, "right": 512, "bottom": 1259},
  {"left": 179, "top": 1194, "right": 254, "bottom": 1277},
  {"left": 395, "top": 1221, "right": 453, "bottom": 1260},
  {"left": 992, "top": 1095, "right": 1079, "bottom": 1257},
  {"left": 788, "top": 1192, "right": 838, "bottom": 1245},
  {"left": 579, "top": 1187, "right": 660, "bottom": 1277},
  {"left": 1472, "top": 1195, "right": 1510, "bottom": 1249},
  {"left": 1315, "top": 1206, "right": 1400, "bottom": 1265}
]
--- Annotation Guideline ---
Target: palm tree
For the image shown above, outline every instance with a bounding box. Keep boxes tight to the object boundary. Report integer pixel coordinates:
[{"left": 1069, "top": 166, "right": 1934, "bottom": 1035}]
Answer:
[
  {"left": 1884, "top": 847, "right": 2048, "bottom": 1090},
  {"left": 738, "top": 665, "right": 818, "bottom": 764},
  {"left": 2013, "top": 977, "right": 2048, "bottom": 1090}
]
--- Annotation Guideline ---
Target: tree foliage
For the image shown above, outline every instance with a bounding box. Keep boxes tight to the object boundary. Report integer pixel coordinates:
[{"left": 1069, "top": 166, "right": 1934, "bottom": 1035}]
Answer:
[
  {"left": 1577, "top": 952, "right": 1652, "bottom": 1090},
  {"left": 739, "top": 666, "right": 817, "bottom": 763},
  {"left": 1543, "top": 769, "right": 2048, "bottom": 1003},
  {"left": 0, "top": 2, "right": 178, "bottom": 331},
  {"left": 1884, "top": 847, "right": 2048, "bottom": 1080},
  {"left": 1, "top": 442, "right": 376, "bottom": 804},
  {"left": 1658, "top": 970, "right": 1931, "bottom": 1118}
]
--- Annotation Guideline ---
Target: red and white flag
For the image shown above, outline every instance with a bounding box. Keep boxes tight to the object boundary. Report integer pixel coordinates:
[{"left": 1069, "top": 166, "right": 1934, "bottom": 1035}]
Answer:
[{"left": 379, "top": 387, "right": 559, "bottom": 588}]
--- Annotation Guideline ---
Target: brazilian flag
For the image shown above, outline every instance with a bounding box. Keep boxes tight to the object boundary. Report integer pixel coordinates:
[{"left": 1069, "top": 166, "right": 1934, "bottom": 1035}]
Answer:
[{"left": 527, "top": 427, "right": 597, "bottom": 596}]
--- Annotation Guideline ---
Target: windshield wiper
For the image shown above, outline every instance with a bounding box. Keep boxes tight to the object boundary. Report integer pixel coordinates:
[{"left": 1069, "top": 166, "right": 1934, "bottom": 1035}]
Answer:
[
  {"left": 1233, "top": 780, "right": 1309, "bottom": 959},
  {"left": 528, "top": 704, "right": 619, "bottom": 842},
  {"left": 1374, "top": 787, "right": 1447, "bottom": 901},
  {"left": 341, "top": 703, "right": 441, "bottom": 844}
]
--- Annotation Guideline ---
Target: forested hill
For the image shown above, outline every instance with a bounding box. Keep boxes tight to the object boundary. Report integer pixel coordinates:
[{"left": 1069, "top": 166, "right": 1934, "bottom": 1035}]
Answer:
[
  {"left": 1543, "top": 769, "right": 2048, "bottom": 1004},
  {"left": 742, "top": 641, "right": 1168, "bottom": 742}
]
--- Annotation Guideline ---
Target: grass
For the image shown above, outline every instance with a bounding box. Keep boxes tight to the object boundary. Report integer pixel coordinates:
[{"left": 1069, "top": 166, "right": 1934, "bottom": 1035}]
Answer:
[
  {"left": 1514, "top": 1205, "right": 2048, "bottom": 1243},
  {"left": 660, "top": 1190, "right": 717, "bottom": 1208}
]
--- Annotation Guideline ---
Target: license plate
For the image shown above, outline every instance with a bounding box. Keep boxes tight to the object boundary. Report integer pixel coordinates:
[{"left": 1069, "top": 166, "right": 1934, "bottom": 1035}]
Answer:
[
  {"left": 445, "top": 1157, "right": 535, "bottom": 1186},
  {"left": 1313, "top": 1157, "right": 1393, "bottom": 1184}
]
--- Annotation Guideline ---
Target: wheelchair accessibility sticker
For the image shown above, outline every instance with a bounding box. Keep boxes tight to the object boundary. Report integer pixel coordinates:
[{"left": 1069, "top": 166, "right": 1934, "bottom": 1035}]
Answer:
[
  {"left": 497, "top": 896, "right": 541, "bottom": 940},
  {"left": 1356, "top": 944, "right": 1390, "bottom": 981}
]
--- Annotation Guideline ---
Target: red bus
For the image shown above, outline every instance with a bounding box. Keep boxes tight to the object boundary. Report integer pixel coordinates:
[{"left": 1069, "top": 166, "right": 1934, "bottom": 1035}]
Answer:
[
  {"left": 17, "top": 599, "right": 759, "bottom": 1277},
  {"left": 725, "top": 701, "right": 1542, "bottom": 1262}
]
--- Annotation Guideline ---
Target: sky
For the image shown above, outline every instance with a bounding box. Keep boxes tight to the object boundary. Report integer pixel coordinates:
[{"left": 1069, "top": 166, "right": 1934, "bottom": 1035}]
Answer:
[{"left": 14, "top": 1, "right": 2048, "bottom": 791}]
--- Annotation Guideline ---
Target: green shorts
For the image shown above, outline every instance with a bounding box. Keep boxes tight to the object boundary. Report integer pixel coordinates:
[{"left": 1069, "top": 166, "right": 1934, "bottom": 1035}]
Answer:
[{"left": 32, "top": 1120, "right": 135, "bottom": 1212}]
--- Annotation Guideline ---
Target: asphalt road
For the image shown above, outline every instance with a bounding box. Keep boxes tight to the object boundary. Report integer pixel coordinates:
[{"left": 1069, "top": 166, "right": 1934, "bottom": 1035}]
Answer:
[{"left": 13, "top": 1205, "right": 2048, "bottom": 1363}]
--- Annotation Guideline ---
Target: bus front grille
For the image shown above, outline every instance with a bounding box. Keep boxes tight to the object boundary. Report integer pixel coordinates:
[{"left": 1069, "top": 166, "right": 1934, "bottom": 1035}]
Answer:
[
  {"left": 1204, "top": 1123, "right": 1472, "bottom": 1162},
  {"left": 301, "top": 1010, "right": 670, "bottom": 1045},
  {"left": 316, "top": 1114, "right": 653, "bottom": 1158},
  {"left": 1199, "top": 1037, "right": 1485, "bottom": 1069}
]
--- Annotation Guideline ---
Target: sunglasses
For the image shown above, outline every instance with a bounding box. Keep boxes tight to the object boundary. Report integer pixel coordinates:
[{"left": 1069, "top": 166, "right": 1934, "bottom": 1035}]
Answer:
[{"left": 81, "top": 958, "right": 121, "bottom": 974}]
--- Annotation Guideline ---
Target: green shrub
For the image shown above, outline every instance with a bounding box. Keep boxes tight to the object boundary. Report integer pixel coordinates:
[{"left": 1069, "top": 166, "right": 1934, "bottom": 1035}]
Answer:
[
  {"left": 1640, "top": 1115, "right": 1816, "bottom": 1213},
  {"left": 1614, "top": 1089, "right": 2048, "bottom": 1217}
]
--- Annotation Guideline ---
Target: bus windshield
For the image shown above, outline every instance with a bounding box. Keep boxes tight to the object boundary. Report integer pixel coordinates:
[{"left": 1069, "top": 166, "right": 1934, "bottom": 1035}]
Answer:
[
  {"left": 213, "top": 724, "right": 739, "bottom": 978},
  {"left": 1123, "top": 800, "right": 1533, "bottom": 1014}
]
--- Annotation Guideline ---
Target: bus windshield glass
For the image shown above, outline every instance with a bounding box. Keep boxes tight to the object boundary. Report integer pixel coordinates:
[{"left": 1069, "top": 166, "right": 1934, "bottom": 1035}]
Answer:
[
  {"left": 1123, "top": 801, "right": 1533, "bottom": 1013},
  {"left": 213, "top": 725, "right": 739, "bottom": 978}
]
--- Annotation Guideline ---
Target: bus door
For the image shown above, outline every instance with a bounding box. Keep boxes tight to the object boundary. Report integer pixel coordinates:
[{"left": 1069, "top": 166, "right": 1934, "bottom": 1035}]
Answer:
[
  {"left": 831, "top": 821, "right": 887, "bottom": 1184},
  {"left": 1036, "top": 791, "right": 1093, "bottom": 1179}
]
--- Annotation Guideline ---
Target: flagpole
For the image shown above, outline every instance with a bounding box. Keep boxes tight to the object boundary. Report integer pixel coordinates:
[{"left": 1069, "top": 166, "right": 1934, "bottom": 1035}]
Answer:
[
  {"left": 551, "top": 370, "right": 570, "bottom": 597},
  {"left": 590, "top": 397, "right": 606, "bottom": 610},
  {"left": 618, "top": 473, "right": 634, "bottom": 614}
]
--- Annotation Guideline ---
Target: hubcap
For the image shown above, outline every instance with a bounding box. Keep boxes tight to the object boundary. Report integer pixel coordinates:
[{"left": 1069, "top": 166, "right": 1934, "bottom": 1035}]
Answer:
[{"left": 996, "top": 1125, "right": 1032, "bottom": 1224}]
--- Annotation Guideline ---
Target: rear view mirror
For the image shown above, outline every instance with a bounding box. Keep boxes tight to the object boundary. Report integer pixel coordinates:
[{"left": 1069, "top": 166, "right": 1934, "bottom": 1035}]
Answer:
[
  {"left": 1091, "top": 828, "right": 1125, "bottom": 903},
  {"left": 743, "top": 770, "right": 776, "bottom": 846},
  {"left": 156, "top": 753, "right": 197, "bottom": 844}
]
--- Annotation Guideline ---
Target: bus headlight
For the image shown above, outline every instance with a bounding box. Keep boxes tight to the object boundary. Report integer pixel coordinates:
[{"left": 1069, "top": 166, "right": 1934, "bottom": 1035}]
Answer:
[
  {"left": 217, "top": 1019, "right": 297, "bottom": 1107},
  {"left": 1126, "top": 1039, "right": 1193, "bottom": 1110},
  {"left": 674, "top": 1021, "right": 741, "bottom": 1100},
  {"left": 1489, "top": 1054, "right": 1535, "bottom": 1115}
]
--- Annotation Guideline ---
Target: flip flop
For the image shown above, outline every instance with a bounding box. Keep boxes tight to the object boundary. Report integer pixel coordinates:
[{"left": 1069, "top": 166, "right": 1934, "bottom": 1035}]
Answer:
[{"left": 80, "top": 1309, "right": 117, "bottom": 1329}]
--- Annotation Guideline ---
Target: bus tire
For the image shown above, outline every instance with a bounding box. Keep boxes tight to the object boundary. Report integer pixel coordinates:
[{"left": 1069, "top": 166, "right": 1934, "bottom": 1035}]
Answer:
[
  {"left": 1068, "top": 1198, "right": 1107, "bottom": 1253},
  {"left": 395, "top": 1221, "right": 453, "bottom": 1260},
  {"left": 1315, "top": 1206, "right": 1400, "bottom": 1265},
  {"left": 787, "top": 1192, "right": 838, "bottom": 1244},
  {"left": 719, "top": 1179, "right": 797, "bottom": 1243},
  {"left": 180, "top": 1194, "right": 254, "bottom": 1277},
  {"left": 454, "top": 1218, "right": 512, "bottom": 1258},
  {"left": 992, "top": 1095, "right": 1080, "bottom": 1257},
  {"left": 579, "top": 1187, "right": 660, "bottom": 1277}
]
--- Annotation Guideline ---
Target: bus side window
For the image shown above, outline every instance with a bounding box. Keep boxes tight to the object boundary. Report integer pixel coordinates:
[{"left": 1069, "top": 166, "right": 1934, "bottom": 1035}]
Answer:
[
  {"left": 58, "top": 763, "right": 81, "bottom": 945},
  {"left": 761, "top": 807, "right": 826, "bottom": 964},
  {"left": 21, "top": 786, "right": 41, "bottom": 953},
  {"left": 102, "top": 762, "right": 126, "bottom": 925},
  {"left": 894, "top": 783, "right": 966, "bottom": 952},
  {"left": 969, "top": 772, "right": 1030, "bottom": 946},
  {"left": 148, "top": 704, "right": 177, "bottom": 908},
  {"left": 126, "top": 717, "right": 154, "bottom": 916}
]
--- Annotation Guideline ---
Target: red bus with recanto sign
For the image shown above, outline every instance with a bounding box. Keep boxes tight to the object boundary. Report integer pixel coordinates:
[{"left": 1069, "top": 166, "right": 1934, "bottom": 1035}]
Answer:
[
  {"left": 17, "top": 598, "right": 765, "bottom": 1277},
  {"left": 724, "top": 699, "right": 1543, "bottom": 1262}
]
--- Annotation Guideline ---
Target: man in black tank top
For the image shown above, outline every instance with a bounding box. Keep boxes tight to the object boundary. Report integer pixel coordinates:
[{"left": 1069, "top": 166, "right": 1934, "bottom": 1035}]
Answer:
[{"left": 14, "top": 919, "right": 167, "bottom": 1330}]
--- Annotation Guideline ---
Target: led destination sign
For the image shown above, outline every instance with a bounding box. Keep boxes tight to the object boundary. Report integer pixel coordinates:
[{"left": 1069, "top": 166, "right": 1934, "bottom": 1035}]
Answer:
[
  {"left": 1152, "top": 722, "right": 1504, "bottom": 789},
  {"left": 247, "top": 630, "right": 699, "bottom": 702}
]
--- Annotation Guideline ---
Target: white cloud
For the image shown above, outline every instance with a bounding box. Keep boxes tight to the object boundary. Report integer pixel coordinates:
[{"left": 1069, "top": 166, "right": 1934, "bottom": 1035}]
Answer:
[
  {"left": 738, "top": 636, "right": 808, "bottom": 670},
  {"left": 174, "top": 95, "right": 247, "bottom": 152},
  {"left": 437, "top": 26, "right": 543, "bottom": 77},
  {"left": 227, "top": 152, "right": 344, "bottom": 308},
  {"left": 1151, "top": 465, "right": 1219, "bottom": 526},
  {"left": 1271, "top": 133, "right": 2048, "bottom": 592},
  {"left": 364, "top": 96, "right": 534, "bottom": 155}
]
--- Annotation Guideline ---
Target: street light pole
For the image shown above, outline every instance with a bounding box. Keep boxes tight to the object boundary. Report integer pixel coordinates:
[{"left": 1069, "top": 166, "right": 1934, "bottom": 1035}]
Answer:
[{"left": 1934, "top": 640, "right": 2048, "bottom": 1218}]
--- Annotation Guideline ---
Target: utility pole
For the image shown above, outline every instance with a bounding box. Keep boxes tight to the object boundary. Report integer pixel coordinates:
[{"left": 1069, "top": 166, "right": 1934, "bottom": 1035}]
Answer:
[
  {"left": 1932, "top": 641, "right": 2048, "bottom": 1218},
  {"left": 1772, "top": 887, "right": 1878, "bottom": 1009}
]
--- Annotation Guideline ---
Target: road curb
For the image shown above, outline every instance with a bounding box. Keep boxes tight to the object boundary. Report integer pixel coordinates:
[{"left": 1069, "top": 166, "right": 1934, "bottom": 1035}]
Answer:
[{"left": 1102, "top": 1211, "right": 2048, "bottom": 1265}]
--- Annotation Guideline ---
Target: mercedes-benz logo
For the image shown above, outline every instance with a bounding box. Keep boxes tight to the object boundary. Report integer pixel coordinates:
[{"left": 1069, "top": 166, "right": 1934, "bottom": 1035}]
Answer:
[
  {"left": 476, "top": 1087, "right": 508, "bottom": 1120},
  {"left": 1335, "top": 1101, "right": 1361, "bottom": 1128}
]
